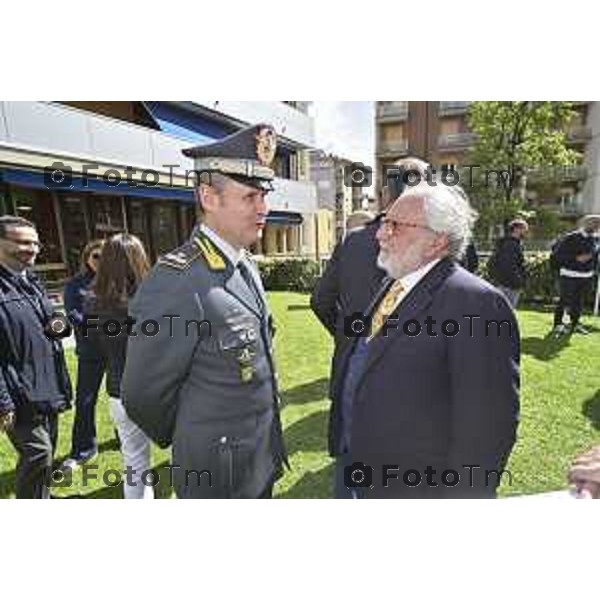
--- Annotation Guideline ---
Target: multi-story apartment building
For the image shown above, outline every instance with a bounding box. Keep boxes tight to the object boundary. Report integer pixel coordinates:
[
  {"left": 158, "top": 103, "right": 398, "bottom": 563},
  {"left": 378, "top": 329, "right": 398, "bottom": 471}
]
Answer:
[
  {"left": 375, "top": 101, "right": 595, "bottom": 218},
  {"left": 310, "top": 149, "right": 364, "bottom": 245},
  {"left": 0, "top": 101, "right": 318, "bottom": 289}
]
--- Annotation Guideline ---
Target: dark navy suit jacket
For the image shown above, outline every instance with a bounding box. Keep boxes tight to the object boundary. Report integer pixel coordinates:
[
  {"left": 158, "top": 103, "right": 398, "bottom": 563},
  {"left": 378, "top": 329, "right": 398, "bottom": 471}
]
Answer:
[
  {"left": 310, "top": 218, "right": 386, "bottom": 410},
  {"left": 331, "top": 258, "right": 520, "bottom": 498}
]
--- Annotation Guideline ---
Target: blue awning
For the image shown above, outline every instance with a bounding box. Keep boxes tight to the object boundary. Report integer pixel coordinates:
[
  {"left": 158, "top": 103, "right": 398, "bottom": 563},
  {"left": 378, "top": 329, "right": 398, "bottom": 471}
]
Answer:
[
  {"left": 2, "top": 169, "right": 305, "bottom": 223},
  {"left": 266, "top": 211, "right": 303, "bottom": 225},
  {"left": 0, "top": 168, "right": 195, "bottom": 204}
]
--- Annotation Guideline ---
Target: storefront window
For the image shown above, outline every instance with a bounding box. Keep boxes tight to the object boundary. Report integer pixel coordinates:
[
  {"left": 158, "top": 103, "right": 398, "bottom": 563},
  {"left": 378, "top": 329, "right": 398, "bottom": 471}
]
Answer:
[
  {"left": 87, "top": 195, "right": 125, "bottom": 238},
  {"left": 126, "top": 199, "right": 151, "bottom": 252},
  {"left": 181, "top": 204, "right": 196, "bottom": 239},
  {"left": 150, "top": 202, "right": 179, "bottom": 256},
  {"left": 0, "top": 187, "right": 9, "bottom": 215},
  {"left": 59, "top": 195, "right": 90, "bottom": 272}
]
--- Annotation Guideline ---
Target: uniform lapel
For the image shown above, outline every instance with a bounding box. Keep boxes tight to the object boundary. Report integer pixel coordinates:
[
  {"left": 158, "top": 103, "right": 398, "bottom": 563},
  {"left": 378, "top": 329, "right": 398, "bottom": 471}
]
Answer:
[
  {"left": 357, "top": 258, "right": 455, "bottom": 388},
  {"left": 224, "top": 265, "right": 263, "bottom": 318}
]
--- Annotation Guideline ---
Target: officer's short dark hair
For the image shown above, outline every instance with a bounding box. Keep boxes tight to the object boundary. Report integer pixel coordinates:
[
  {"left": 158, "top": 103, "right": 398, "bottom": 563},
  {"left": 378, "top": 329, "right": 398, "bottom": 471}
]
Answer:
[
  {"left": 195, "top": 172, "right": 233, "bottom": 220},
  {"left": 0, "top": 215, "right": 37, "bottom": 239}
]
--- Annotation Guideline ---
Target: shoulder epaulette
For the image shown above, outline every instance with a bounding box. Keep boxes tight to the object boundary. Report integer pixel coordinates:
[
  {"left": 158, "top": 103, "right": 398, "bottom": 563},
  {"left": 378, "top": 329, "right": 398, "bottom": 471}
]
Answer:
[
  {"left": 158, "top": 241, "right": 204, "bottom": 271},
  {"left": 193, "top": 231, "right": 227, "bottom": 272}
]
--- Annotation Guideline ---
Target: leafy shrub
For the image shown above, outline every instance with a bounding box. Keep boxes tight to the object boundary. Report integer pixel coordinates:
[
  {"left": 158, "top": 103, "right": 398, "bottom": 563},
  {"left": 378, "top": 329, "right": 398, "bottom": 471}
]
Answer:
[
  {"left": 480, "top": 252, "right": 597, "bottom": 306},
  {"left": 258, "top": 259, "right": 321, "bottom": 293}
]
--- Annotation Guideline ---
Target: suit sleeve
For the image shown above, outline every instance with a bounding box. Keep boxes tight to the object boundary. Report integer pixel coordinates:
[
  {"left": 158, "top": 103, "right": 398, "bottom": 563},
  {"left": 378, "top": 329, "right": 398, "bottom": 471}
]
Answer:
[
  {"left": 444, "top": 291, "right": 520, "bottom": 498},
  {"left": 0, "top": 369, "right": 15, "bottom": 415},
  {"left": 506, "top": 243, "right": 525, "bottom": 288},
  {"left": 310, "top": 239, "right": 343, "bottom": 336},
  {"left": 0, "top": 323, "right": 16, "bottom": 415},
  {"left": 122, "top": 267, "right": 205, "bottom": 448},
  {"left": 64, "top": 277, "right": 84, "bottom": 326}
]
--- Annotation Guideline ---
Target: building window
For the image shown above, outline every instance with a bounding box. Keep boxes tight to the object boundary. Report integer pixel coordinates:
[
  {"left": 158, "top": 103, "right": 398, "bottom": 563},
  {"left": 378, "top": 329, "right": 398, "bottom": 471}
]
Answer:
[
  {"left": 441, "top": 163, "right": 457, "bottom": 172},
  {"left": 273, "top": 152, "right": 292, "bottom": 179},
  {"left": 0, "top": 187, "right": 8, "bottom": 215},
  {"left": 150, "top": 202, "right": 179, "bottom": 257},
  {"left": 59, "top": 195, "right": 90, "bottom": 272},
  {"left": 88, "top": 195, "right": 126, "bottom": 238},
  {"left": 126, "top": 199, "right": 152, "bottom": 253}
]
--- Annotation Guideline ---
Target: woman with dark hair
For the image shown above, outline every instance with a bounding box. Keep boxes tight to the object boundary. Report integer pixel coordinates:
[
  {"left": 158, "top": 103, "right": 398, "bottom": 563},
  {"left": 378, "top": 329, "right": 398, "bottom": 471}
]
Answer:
[
  {"left": 86, "top": 233, "right": 154, "bottom": 499},
  {"left": 62, "top": 239, "right": 105, "bottom": 470}
]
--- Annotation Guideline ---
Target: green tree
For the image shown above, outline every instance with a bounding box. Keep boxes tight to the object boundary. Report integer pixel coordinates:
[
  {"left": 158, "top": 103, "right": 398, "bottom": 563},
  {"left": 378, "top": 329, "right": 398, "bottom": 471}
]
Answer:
[{"left": 463, "top": 101, "right": 581, "bottom": 236}]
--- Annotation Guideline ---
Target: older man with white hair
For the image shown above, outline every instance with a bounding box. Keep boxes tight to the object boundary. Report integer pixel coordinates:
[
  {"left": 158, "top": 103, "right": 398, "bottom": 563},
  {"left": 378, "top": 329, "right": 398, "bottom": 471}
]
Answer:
[{"left": 331, "top": 181, "right": 520, "bottom": 498}]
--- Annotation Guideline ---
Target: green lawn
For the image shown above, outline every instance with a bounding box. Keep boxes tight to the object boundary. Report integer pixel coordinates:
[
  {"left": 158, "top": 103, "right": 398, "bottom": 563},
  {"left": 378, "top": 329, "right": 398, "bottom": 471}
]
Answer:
[{"left": 1, "top": 292, "right": 599, "bottom": 498}]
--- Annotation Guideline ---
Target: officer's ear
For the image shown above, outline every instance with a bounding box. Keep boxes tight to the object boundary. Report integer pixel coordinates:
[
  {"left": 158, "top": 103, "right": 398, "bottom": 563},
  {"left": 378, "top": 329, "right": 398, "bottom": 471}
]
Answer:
[{"left": 196, "top": 183, "right": 220, "bottom": 215}]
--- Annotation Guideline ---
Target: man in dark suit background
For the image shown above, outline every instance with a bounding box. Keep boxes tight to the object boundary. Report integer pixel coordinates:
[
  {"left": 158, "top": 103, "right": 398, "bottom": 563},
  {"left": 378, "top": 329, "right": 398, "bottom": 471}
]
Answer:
[
  {"left": 310, "top": 157, "right": 430, "bottom": 497},
  {"left": 330, "top": 180, "right": 520, "bottom": 498}
]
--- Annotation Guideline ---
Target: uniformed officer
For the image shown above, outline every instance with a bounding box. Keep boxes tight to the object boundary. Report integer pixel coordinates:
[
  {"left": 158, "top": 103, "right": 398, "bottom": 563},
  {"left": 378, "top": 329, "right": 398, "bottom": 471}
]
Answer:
[
  {"left": 122, "top": 123, "right": 288, "bottom": 499},
  {"left": 0, "top": 215, "right": 72, "bottom": 498}
]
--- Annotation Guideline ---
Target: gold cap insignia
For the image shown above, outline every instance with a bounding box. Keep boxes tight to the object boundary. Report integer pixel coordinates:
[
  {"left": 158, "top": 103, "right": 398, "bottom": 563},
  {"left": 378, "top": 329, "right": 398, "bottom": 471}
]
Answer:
[{"left": 255, "top": 127, "right": 277, "bottom": 167}]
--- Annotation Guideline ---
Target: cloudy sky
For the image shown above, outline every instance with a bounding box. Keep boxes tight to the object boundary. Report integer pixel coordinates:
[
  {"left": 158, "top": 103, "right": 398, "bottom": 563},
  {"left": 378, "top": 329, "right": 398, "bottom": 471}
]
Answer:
[{"left": 311, "top": 101, "right": 375, "bottom": 174}]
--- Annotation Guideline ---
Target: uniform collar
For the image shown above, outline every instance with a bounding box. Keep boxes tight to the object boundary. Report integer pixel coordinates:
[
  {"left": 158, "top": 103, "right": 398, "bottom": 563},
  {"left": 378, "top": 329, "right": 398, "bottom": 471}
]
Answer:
[
  {"left": 0, "top": 262, "right": 27, "bottom": 280},
  {"left": 199, "top": 223, "right": 245, "bottom": 267}
]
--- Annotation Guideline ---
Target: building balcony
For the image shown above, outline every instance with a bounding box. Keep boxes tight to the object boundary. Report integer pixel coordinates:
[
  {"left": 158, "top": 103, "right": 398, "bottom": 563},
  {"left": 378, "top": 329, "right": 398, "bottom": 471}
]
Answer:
[
  {"left": 542, "top": 199, "right": 585, "bottom": 217},
  {"left": 567, "top": 125, "right": 592, "bottom": 144},
  {"left": 190, "top": 100, "right": 315, "bottom": 147},
  {"left": 0, "top": 101, "right": 195, "bottom": 180},
  {"left": 376, "top": 138, "right": 409, "bottom": 157},
  {"left": 437, "top": 132, "right": 478, "bottom": 150},
  {"left": 527, "top": 164, "right": 587, "bottom": 183},
  {"left": 376, "top": 102, "right": 409, "bottom": 122},
  {"left": 269, "top": 177, "right": 317, "bottom": 214},
  {"left": 0, "top": 101, "right": 318, "bottom": 214},
  {"left": 439, "top": 101, "right": 470, "bottom": 116}
]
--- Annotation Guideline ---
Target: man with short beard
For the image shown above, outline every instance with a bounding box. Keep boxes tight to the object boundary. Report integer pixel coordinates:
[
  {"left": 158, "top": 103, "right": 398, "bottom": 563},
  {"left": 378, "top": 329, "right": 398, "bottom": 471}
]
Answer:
[
  {"left": 0, "top": 215, "right": 72, "bottom": 498},
  {"left": 331, "top": 181, "right": 520, "bottom": 498}
]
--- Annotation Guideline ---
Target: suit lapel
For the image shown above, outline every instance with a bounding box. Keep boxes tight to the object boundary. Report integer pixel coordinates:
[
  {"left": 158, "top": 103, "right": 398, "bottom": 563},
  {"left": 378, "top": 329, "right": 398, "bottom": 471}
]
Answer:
[{"left": 357, "top": 258, "right": 455, "bottom": 386}]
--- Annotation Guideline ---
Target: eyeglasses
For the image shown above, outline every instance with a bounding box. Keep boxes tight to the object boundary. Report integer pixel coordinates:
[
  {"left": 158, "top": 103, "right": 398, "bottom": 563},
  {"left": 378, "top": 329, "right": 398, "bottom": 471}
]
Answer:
[{"left": 380, "top": 216, "right": 434, "bottom": 236}]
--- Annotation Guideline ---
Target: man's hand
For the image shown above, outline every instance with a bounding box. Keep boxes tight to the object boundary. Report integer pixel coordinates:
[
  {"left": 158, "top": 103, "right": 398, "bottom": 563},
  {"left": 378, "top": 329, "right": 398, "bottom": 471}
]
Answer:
[
  {"left": 575, "top": 253, "right": 593, "bottom": 263},
  {"left": 0, "top": 410, "right": 15, "bottom": 433},
  {"left": 568, "top": 444, "right": 600, "bottom": 498}
]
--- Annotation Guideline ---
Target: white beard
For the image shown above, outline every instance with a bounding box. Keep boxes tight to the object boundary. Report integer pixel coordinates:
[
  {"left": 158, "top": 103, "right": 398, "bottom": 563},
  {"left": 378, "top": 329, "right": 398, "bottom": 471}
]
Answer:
[{"left": 377, "top": 248, "right": 426, "bottom": 280}]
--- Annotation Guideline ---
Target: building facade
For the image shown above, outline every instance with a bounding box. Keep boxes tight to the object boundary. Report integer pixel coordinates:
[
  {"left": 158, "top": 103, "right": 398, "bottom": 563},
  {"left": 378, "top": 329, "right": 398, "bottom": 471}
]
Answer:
[
  {"left": 0, "top": 101, "right": 318, "bottom": 291},
  {"left": 375, "top": 101, "right": 595, "bottom": 219}
]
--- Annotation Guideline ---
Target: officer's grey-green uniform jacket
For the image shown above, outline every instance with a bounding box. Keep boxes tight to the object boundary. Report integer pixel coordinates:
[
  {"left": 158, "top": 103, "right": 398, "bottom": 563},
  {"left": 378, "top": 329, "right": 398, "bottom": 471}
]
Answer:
[{"left": 122, "top": 229, "right": 287, "bottom": 498}]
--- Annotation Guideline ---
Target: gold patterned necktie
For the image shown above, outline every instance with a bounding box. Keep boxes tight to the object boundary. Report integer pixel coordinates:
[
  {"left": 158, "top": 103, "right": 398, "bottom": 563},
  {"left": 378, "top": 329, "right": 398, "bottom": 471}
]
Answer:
[{"left": 368, "top": 279, "right": 405, "bottom": 342}]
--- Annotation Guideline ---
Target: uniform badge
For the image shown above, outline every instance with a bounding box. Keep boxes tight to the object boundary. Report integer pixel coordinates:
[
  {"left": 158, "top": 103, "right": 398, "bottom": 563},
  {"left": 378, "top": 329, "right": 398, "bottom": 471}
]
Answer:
[
  {"left": 240, "top": 364, "right": 254, "bottom": 383},
  {"left": 255, "top": 127, "right": 277, "bottom": 166},
  {"left": 237, "top": 346, "right": 256, "bottom": 383}
]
